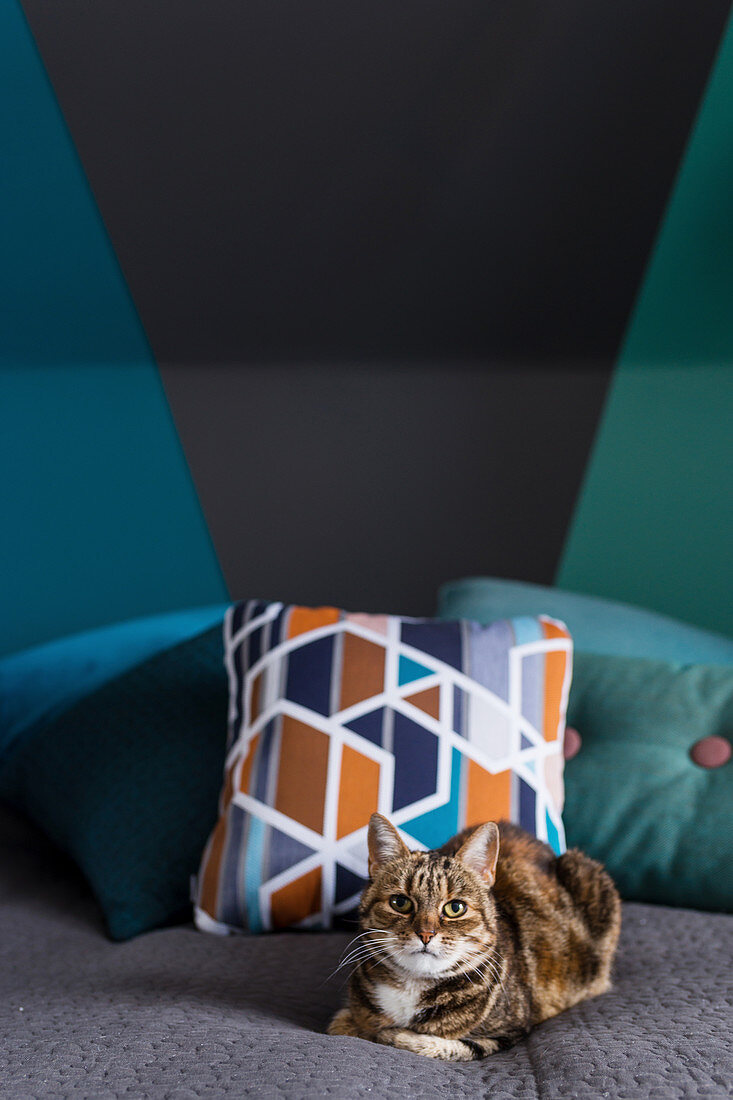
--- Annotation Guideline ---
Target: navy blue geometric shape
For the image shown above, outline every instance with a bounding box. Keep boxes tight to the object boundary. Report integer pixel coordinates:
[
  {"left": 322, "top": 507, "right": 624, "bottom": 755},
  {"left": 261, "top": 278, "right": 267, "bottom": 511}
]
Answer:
[
  {"left": 392, "top": 710, "right": 439, "bottom": 811},
  {"left": 519, "top": 778, "right": 536, "bottom": 835},
  {"left": 285, "top": 634, "right": 334, "bottom": 716},
  {"left": 345, "top": 708, "right": 384, "bottom": 746},
  {"left": 335, "top": 863, "right": 368, "bottom": 905}
]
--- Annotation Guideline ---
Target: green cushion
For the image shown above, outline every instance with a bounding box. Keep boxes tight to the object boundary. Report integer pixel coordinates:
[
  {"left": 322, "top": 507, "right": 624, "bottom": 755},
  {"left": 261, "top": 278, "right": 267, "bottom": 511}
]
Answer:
[
  {"left": 437, "top": 577, "right": 733, "bottom": 665},
  {"left": 565, "top": 652, "right": 733, "bottom": 912},
  {"left": 0, "top": 625, "right": 228, "bottom": 940}
]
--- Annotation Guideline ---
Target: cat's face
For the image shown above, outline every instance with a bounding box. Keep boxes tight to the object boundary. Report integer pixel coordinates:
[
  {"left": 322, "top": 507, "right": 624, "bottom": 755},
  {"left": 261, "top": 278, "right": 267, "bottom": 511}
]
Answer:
[{"left": 359, "top": 815, "right": 500, "bottom": 979}]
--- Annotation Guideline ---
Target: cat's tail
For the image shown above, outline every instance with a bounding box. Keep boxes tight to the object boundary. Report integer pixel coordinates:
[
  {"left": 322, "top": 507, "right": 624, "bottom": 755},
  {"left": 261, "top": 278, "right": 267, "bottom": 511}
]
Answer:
[{"left": 556, "top": 848, "right": 622, "bottom": 950}]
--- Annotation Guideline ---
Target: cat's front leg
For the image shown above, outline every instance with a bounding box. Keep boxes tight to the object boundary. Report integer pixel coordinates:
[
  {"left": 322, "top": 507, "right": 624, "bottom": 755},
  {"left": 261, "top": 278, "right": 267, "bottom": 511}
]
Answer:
[
  {"left": 375, "top": 1027, "right": 499, "bottom": 1061},
  {"left": 327, "top": 1007, "right": 362, "bottom": 1037}
]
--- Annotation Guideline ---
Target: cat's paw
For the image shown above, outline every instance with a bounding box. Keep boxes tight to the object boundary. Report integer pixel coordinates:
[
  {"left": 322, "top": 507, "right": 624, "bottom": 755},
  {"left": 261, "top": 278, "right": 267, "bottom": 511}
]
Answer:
[{"left": 377, "top": 1028, "right": 496, "bottom": 1061}]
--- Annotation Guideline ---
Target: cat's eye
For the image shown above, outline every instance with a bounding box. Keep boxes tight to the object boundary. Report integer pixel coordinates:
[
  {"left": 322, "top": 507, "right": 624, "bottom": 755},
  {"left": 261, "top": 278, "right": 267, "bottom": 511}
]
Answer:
[
  {"left": 389, "top": 894, "right": 414, "bottom": 914},
  {"left": 442, "top": 900, "right": 467, "bottom": 918}
]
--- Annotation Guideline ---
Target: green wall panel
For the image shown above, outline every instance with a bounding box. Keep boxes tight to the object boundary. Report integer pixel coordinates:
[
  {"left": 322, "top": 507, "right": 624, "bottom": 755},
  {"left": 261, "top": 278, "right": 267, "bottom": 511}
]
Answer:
[{"left": 557, "top": 14, "right": 733, "bottom": 638}]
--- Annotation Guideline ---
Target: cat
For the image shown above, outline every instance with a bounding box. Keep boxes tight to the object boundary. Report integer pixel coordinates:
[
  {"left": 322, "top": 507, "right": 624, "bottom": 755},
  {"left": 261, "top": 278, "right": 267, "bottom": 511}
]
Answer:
[{"left": 327, "top": 812, "right": 621, "bottom": 1061}]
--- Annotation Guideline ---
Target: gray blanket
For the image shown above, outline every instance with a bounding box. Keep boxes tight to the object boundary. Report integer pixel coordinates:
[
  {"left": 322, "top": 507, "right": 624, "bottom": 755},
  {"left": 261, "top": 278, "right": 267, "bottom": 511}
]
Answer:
[{"left": 1, "top": 806, "right": 731, "bottom": 1099}]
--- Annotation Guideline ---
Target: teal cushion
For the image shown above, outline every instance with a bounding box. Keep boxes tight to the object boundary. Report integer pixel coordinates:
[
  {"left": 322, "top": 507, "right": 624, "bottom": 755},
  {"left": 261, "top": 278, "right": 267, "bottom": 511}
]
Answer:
[
  {"left": 0, "top": 620, "right": 229, "bottom": 940},
  {"left": 437, "top": 577, "right": 733, "bottom": 665},
  {"left": 565, "top": 652, "right": 733, "bottom": 912},
  {"left": 0, "top": 605, "right": 228, "bottom": 760}
]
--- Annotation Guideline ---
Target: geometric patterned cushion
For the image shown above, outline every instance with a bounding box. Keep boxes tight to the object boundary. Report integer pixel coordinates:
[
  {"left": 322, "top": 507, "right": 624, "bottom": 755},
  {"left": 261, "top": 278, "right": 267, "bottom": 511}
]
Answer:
[{"left": 194, "top": 601, "right": 573, "bottom": 934}]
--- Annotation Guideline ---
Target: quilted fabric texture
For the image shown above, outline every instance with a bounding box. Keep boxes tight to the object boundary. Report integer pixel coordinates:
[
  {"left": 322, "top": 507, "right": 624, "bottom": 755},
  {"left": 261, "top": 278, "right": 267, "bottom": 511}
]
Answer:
[
  {"left": 2, "top": 805, "right": 732, "bottom": 1099},
  {"left": 195, "top": 601, "right": 572, "bottom": 933},
  {"left": 0, "top": 626, "right": 229, "bottom": 940},
  {"left": 565, "top": 652, "right": 733, "bottom": 912}
]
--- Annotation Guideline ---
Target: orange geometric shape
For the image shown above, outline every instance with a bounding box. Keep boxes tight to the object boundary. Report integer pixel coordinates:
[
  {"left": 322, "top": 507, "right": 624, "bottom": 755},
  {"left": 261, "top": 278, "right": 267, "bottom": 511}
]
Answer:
[
  {"left": 275, "top": 717, "right": 330, "bottom": 834},
  {"left": 404, "top": 685, "right": 440, "bottom": 720},
  {"left": 287, "top": 605, "right": 341, "bottom": 639},
  {"left": 270, "top": 865, "right": 323, "bottom": 929},
  {"left": 337, "top": 745, "right": 381, "bottom": 839},
  {"left": 540, "top": 618, "right": 570, "bottom": 742},
  {"left": 339, "top": 631, "right": 386, "bottom": 711},
  {"left": 238, "top": 734, "right": 259, "bottom": 797},
  {"left": 197, "top": 813, "right": 229, "bottom": 920},
  {"left": 465, "top": 761, "right": 511, "bottom": 826}
]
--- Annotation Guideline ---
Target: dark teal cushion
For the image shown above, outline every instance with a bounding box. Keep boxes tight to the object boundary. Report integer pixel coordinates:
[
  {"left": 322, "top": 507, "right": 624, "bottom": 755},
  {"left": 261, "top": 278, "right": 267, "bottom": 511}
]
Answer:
[
  {"left": 437, "top": 577, "right": 733, "bottom": 665},
  {"left": 565, "top": 652, "right": 733, "bottom": 912},
  {"left": 0, "top": 622, "right": 229, "bottom": 939},
  {"left": 0, "top": 605, "right": 228, "bottom": 759}
]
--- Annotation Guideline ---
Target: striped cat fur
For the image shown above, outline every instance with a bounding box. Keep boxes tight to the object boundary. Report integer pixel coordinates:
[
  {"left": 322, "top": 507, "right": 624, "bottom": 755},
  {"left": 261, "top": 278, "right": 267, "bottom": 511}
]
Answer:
[{"left": 327, "top": 813, "right": 621, "bottom": 1061}]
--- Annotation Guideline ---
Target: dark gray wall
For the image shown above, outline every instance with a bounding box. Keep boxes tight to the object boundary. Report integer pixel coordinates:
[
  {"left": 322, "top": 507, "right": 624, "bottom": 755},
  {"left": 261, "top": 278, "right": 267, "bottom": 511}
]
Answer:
[
  {"left": 22, "top": 0, "right": 731, "bottom": 364},
  {"left": 15, "top": 0, "right": 731, "bottom": 614},
  {"left": 161, "top": 364, "right": 608, "bottom": 613}
]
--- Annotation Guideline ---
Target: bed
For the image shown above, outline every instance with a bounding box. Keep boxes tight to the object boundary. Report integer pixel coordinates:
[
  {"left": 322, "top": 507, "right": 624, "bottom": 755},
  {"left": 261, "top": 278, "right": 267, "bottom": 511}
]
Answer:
[
  {"left": 3, "top": 3, "right": 733, "bottom": 1095},
  {"left": 3, "top": 801, "right": 731, "bottom": 1099}
]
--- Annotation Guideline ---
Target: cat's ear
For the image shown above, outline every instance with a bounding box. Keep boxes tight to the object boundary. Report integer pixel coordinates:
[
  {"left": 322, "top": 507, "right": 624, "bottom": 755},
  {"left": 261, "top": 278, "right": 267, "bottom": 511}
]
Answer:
[
  {"left": 367, "top": 813, "right": 410, "bottom": 877},
  {"left": 456, "top": 823, "right": 500, "bottom": 887}
]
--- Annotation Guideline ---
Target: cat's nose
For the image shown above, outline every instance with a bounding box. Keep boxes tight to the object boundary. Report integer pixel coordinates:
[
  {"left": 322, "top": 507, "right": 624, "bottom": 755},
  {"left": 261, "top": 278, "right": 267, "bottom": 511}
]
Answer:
[{"left": 417, "top": 929, "right": 437, "bottom": 945}]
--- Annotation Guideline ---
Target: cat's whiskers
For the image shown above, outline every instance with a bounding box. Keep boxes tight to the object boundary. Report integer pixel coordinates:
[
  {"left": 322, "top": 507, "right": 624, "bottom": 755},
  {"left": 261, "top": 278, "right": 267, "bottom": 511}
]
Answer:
[
  {"left": 467, "top": 952, "right": 501, "bottom": 985},
  {"left": 335, "top": 943, "right": 402, "bottom": 989},
  {"left": 336, "top": 928, "right": 391, "bottom": 964},
  {"left": 457, "top": 949, "right": 487, "bottom": 980},
  {"left": 324, "top": 935, "right": 396, "bottom": 983},
  {"left": 466, "top": 962, "right": 500, "bottom": 1001},
  {"left": 459, "top": 946, "right": 510, "bottom": 1006},
  {"left": 334, "top": 941, "right": 394, "bottom": 968},
  {"left": 333, "top": 940, "right": 394, "bottom": 972},
  {"left": 369, "top": 946, "right": 406, "bottom": 980},
  {"left": 459, "top": 966, "right": 476, "bottom": 986},
  {"left": 324, "top": 952, "right": 390, "bottom": 986},
  {"left": 458, "top": 947, "right": 504, "bottom": 987},
  {"left": 338, "top": 928, "right": 393, "bottom": 957},
  {"left": 485, "top": 953, "right": 510, "bottom": 1004}
]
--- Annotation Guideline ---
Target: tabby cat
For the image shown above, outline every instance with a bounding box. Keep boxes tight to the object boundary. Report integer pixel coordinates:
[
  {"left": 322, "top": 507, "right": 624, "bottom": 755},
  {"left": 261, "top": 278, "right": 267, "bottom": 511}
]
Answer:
[{"left": 328, "top": 813, "right": 621, "bottom": 1061}]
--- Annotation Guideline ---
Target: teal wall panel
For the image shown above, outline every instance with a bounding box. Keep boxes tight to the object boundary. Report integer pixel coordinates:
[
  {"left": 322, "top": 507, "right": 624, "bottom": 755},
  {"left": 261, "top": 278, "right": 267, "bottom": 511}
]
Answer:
[
  {"left": 0, "top": 3, "right": 228, "bottom": 656},
  {"left": 557, "top": 14, "right": 733, "bottom": 638},
  {"left": 1, "top": 1, "right": 146, "bottom": 365},
  {"left": 557, "top": 366, "right": 732, "bottom": 636},
  {"left": 1, "top": 366, "right": 229, "bottom": 656}
]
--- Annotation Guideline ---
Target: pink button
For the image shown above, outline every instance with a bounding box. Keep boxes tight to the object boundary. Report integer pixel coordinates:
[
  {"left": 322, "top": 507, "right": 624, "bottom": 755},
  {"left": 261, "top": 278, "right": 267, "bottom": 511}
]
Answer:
[
  {"left": 564, "top": 727, "right": 582, "bottom": 761},
  {"left": 689, "top": 736, "right": 732, "bottom": 769}
]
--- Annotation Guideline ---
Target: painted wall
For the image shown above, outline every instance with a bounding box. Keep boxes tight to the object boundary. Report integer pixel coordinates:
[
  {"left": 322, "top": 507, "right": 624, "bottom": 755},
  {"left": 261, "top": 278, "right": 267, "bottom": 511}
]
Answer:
[
  {"left": 559, "top": 16, "right": 733, "bottom": 633},
  {"left": 0, "top": 4, "right": 227, "bottom": 655},
  {"left": 2, "top": 0, "right": 732, "bottom": 655}
]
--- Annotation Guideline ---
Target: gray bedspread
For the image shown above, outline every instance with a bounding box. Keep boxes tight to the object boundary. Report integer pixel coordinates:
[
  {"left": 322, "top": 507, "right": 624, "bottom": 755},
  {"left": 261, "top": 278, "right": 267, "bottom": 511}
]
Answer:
[{"left": 1, "top": 806, "right": 731, "bottom": 1100}]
